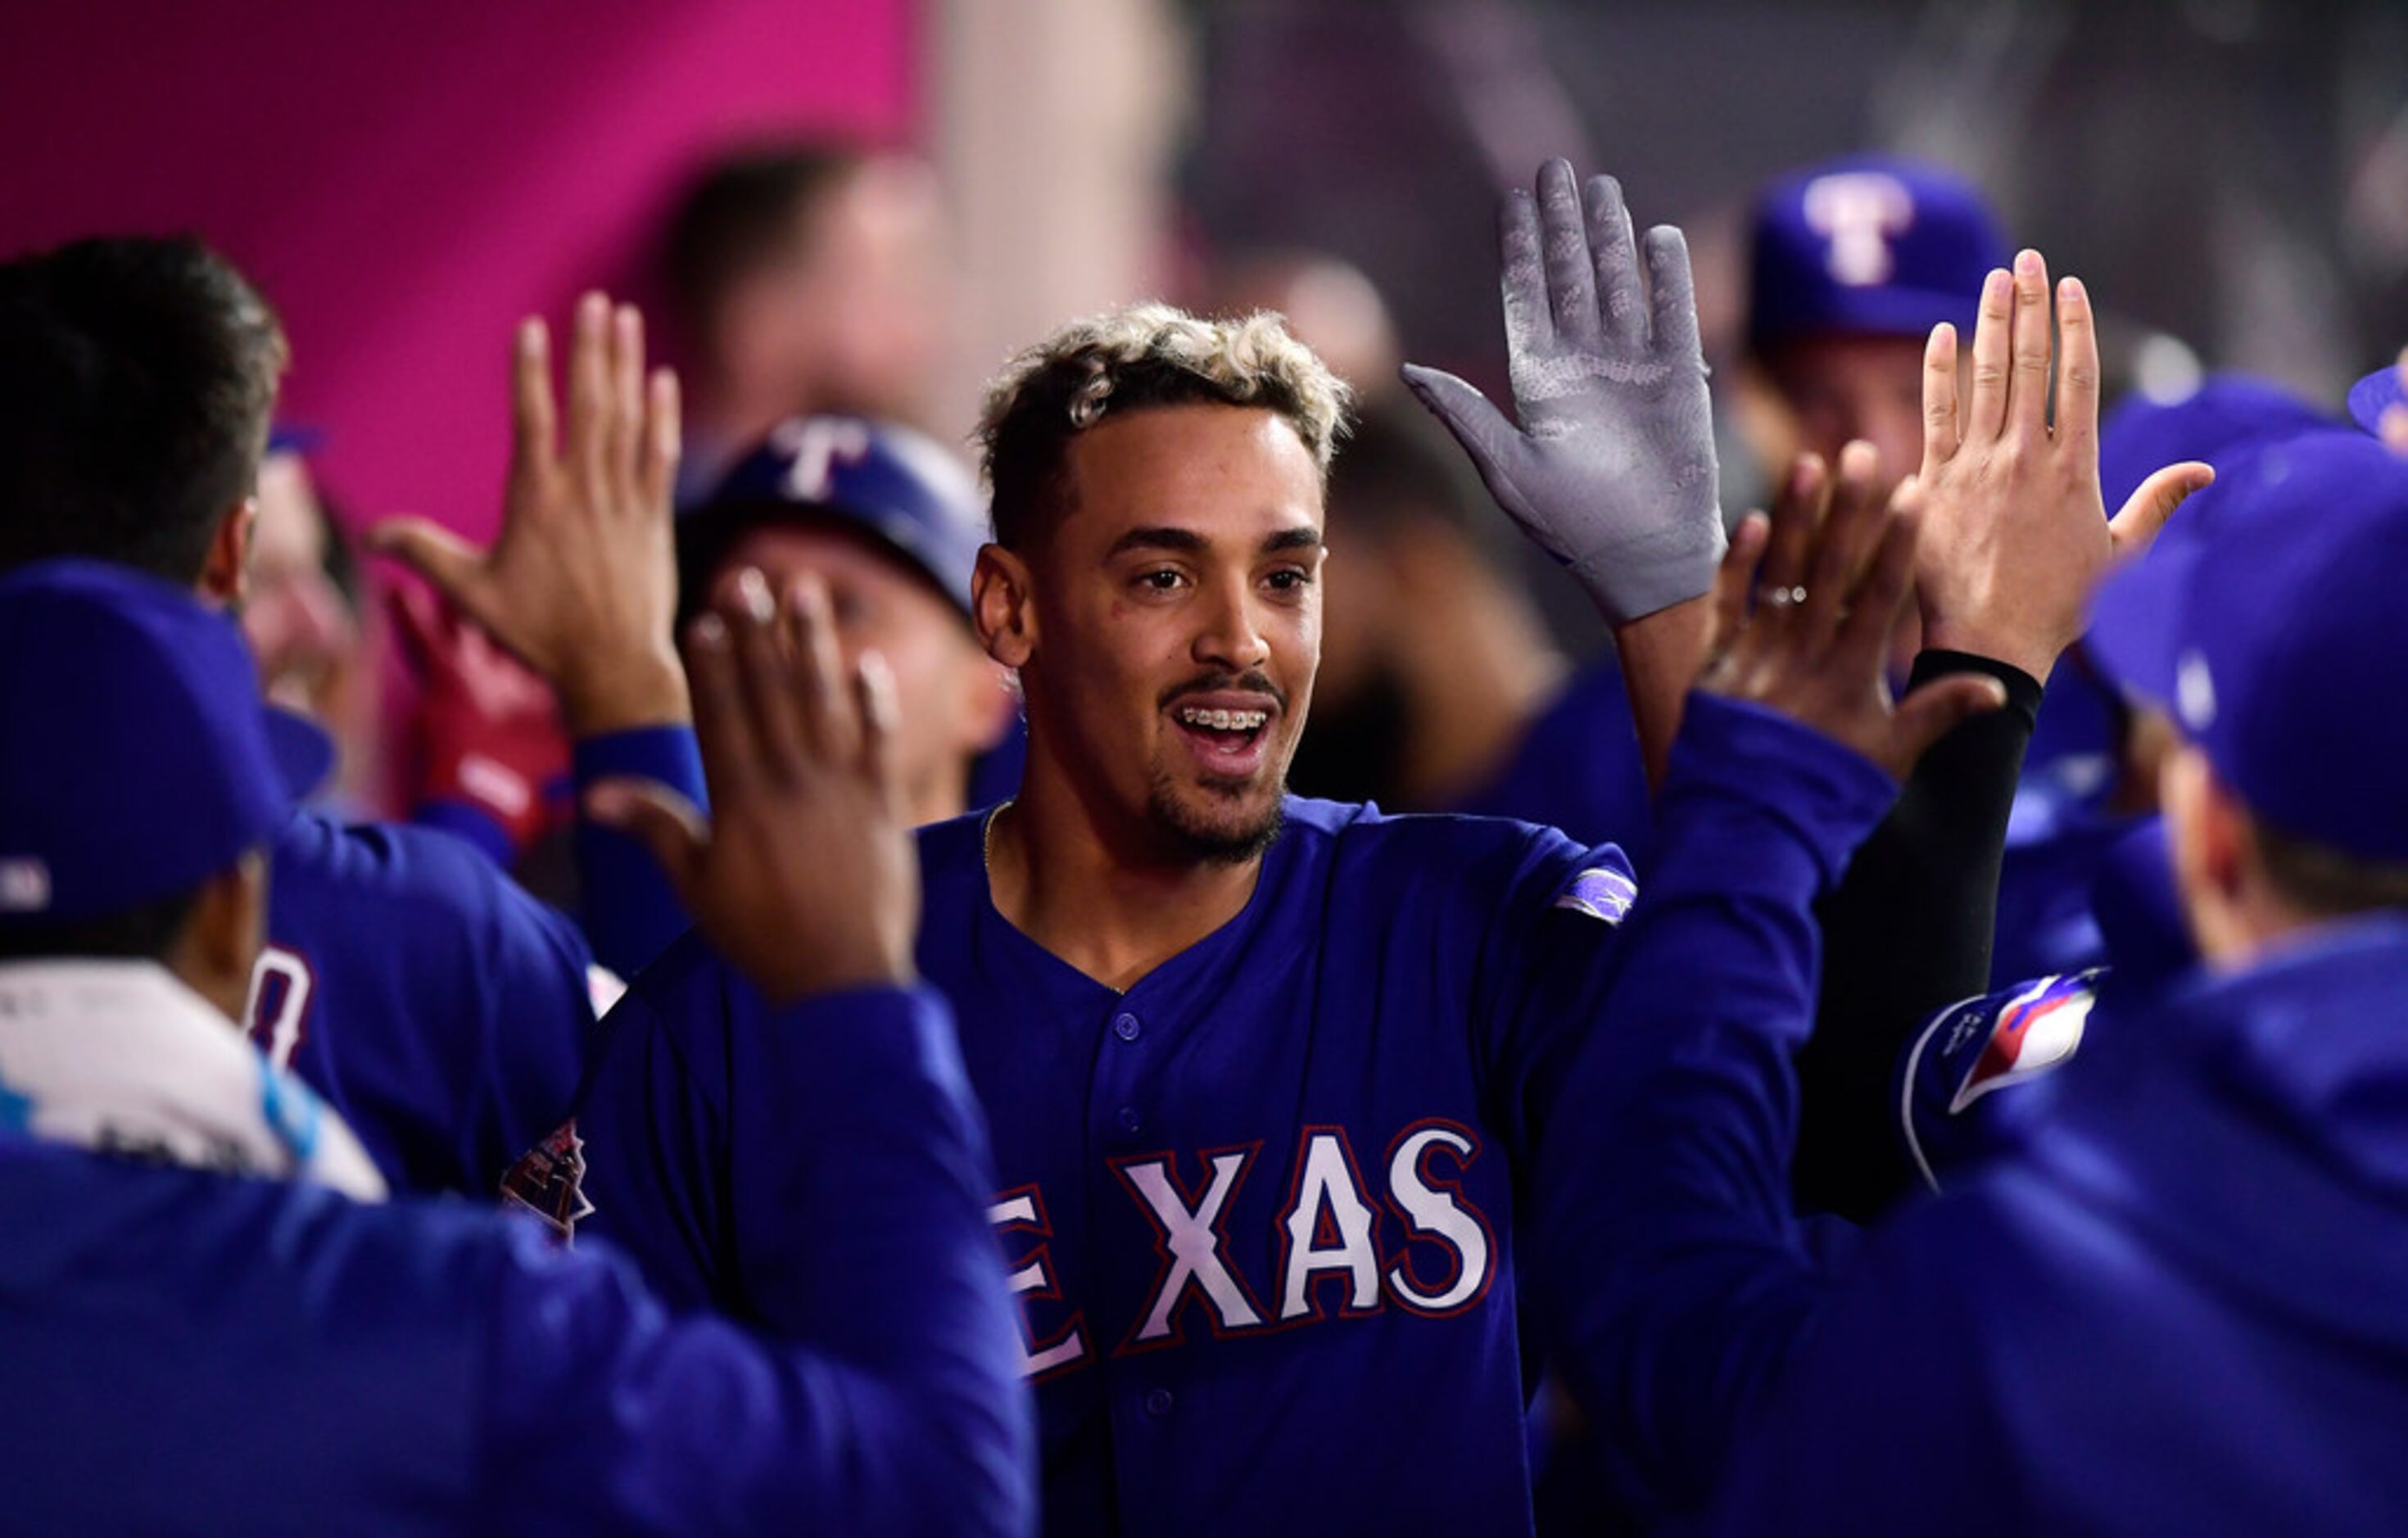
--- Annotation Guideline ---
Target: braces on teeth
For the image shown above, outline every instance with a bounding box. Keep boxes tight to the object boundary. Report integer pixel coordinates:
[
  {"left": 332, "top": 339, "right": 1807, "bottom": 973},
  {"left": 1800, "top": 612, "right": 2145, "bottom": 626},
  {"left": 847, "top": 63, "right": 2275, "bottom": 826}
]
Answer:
[{"left": 1178, "top": 707, "right": 1270, "bottom": 731}]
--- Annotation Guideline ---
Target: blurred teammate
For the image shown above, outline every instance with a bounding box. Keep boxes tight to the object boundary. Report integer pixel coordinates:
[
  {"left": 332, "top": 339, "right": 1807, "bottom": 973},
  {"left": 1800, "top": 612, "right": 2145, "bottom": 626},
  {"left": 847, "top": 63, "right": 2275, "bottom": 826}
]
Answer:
[
  {"left": 1550, "top": 268, "right": 2408, "bottom": 1536},
  {"left": 243, "top": 432, "right": 373, "bottom": 801},
  {"left": 1991, "top": 374, "right": 2338, "bottom": 983},
  {"left": 663, "top": 143, "right": 953, "bottom": 500},
  {"left": 677, "top": 415, "right": 1017, "bottom": 830},
  {"left": 1745, "top": 155, "right": 2006, "bottom": 501},
  {"left": 0, "top": 559, "right": 1031, "bottom": 1536},
  {"left": 0, "top": 236, "right": 663, "bottom": 1196}
]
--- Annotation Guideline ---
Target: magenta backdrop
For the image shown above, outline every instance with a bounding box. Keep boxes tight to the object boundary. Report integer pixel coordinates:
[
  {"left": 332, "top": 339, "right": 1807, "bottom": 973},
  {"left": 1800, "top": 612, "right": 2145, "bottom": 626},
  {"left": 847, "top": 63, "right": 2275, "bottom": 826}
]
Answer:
[{"left": 0, "top": 0, "right": 915, "bottom": 541}]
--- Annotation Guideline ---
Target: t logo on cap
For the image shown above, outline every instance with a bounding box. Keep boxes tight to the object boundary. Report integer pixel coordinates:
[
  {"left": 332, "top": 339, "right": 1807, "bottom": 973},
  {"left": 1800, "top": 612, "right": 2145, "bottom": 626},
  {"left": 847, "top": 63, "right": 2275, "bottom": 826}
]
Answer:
[{"left": 1804, "top": 173, "right": 1916, "bottom": 287}]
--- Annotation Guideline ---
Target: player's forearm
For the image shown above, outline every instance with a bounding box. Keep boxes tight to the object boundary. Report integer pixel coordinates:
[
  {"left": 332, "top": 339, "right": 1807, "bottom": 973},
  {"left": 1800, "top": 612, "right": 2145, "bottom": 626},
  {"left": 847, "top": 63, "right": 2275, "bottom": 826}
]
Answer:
[
  {"left": 477, "top": 1224, "right": 1035, "bottom": 1537},
  {"left": 1795, "top": 650, "right": 2040, "bottom": 1222},
  {"left": 730, "top": 984, "right": 1030, "bottom": 1409},
  {"left": 1612, "top": 590, "right": 1715, "bottom": 790},
  {"left": 1529, "top": 692, "right": 1896, "bottom": 1513}
]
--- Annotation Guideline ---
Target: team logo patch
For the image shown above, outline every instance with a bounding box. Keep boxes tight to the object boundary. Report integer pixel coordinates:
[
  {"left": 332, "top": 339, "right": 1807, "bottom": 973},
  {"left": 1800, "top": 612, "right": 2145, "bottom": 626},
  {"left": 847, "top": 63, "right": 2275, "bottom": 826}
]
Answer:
[
  {"left": 1554, "top": 866, "right": 1637, "bottom": 925},
  {"left": 500, "top": 1120, "right": 595, "bottom": 1241},
  {"left": 1950, "top": 973, "right": 2096, "bottom": 1113}
]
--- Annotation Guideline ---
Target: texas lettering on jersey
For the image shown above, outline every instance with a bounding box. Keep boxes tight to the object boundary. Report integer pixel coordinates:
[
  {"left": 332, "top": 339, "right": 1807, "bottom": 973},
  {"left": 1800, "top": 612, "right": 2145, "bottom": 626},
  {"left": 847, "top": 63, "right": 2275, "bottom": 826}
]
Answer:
[{"left": 990, "top": 1116, "right": 1494, "bottom": 1379}]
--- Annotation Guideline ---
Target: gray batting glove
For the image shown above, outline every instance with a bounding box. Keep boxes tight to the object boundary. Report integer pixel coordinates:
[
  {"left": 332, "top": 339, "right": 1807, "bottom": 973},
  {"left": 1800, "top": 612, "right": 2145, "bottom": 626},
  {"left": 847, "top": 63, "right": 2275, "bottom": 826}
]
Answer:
[{"left": 1404, "top": 160, "right": 1724, "bottom": 627}]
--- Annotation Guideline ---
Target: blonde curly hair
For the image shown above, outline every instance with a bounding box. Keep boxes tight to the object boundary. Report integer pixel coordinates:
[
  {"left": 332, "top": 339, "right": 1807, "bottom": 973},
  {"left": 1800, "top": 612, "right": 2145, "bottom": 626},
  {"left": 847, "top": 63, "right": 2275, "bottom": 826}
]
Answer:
[{"left": 975, "top": 302, "right": 1352, "bottom": 548}]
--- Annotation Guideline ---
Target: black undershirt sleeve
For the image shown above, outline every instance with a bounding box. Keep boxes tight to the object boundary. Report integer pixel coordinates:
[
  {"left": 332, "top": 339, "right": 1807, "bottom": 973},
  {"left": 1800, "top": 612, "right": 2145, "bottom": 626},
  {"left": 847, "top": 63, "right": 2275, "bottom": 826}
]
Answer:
[{"left": 1792, "top": 649, "right": 2043, "bottom": 1224}]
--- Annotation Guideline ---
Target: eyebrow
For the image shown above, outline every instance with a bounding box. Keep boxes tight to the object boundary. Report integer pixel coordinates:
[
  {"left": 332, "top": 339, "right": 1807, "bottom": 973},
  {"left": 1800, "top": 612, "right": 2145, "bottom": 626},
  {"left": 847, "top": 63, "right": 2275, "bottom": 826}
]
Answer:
[{"left": 1104, "top": 525, "right": 1324, "bottom": 559}]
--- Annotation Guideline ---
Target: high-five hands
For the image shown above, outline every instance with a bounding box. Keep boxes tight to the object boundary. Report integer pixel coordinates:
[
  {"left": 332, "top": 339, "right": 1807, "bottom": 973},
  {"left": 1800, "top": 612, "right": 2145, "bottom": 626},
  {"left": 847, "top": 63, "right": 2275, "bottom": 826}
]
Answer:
[
  {"left": 372, "top": 292, "right": 686, "bottom": 735},
  {"left": 586, "top": 572, "right": 918, "bottom": 1005},
  {"left": 1703, "top": 445, "right": 2007, "bottom": 780},
  {"left": 1403, "top": 160, "right": 1725, "bottom": 628},
  {"left": 1911, "top": 251, "right": 2211, "bottom": 682}
]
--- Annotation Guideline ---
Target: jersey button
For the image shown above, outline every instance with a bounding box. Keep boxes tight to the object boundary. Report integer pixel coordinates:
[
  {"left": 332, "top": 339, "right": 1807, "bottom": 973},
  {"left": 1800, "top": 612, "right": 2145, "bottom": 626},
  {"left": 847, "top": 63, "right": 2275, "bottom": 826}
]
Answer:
[
  {"left": 1112, "top": 1012, "right": 1142, "bottom": 1042},
  {"left": 1144, "top": 1388, "right": 1174, "bottom": 1418},
  {"left": 1116, "top": 1105, "right": 1144, "bottom": 1133}
]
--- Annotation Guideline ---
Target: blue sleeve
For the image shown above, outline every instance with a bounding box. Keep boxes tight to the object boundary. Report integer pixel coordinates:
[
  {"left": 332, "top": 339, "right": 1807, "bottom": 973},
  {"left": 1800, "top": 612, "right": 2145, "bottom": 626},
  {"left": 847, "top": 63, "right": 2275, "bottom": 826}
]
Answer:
[
  {"left": 574, "top": 726, "right": 707, "bottom": 978},
  {"left": 455, "top": 848, "right": 600, "bottom": 1196},
  {"left": 412, "top": 799, "right": 518, "bottom": 871},
  {"left": 1521, "top": 693, "right": 1899, "bottom": 1517},
  {"left": 1469, "top": 822, "right": 1638, "bottom": 1176},
  {"left": 490, "top": 984, "right": 1034, "bottom": 1536},
  {"left": 265, "top": 816, "right": 597, "bottom": 1199},
  {"left": 1697, "top": 1210, "right": 2031, "bottom": 1537}
]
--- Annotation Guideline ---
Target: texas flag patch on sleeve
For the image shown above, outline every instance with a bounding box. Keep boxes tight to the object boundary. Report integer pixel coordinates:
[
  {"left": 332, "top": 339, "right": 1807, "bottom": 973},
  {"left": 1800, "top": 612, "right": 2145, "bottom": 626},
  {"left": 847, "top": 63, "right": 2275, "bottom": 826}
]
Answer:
[
  {"left": 1899, "top": 969, "right": 2103, "bottom": 1193},
  {"left": 1554, "top": 866, "right": 1638, "bottom": 925}
]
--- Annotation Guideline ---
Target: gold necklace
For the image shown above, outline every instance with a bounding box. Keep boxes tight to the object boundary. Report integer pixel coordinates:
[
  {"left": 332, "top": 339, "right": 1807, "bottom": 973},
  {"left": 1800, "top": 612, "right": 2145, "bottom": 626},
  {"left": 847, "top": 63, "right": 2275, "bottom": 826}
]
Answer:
[{"left": 981, "top": 798, "right": 1015, "bottom": 879}]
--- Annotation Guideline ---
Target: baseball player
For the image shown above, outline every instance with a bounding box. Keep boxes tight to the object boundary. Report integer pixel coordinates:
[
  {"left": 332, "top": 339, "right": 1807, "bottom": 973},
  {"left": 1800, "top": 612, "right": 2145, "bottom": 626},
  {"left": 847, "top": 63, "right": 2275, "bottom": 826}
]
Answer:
[
  {"left": 1746, "top": 153, "right": 2007, "bottom": 507},
  {"left": 678, "top": 423, "right": 1018, "bottom": 806},
  {"left": 0, "top": 559, "right": 1031, "bottom": 1535},
  {"left": 1550, "top": 315, "right": 2408, "bottom": 1531},
  {"left": 0, "top": 237, "right": 677, "bottom": 1196},
  {"left": 554, "top": 163, "right": 2102, "bottom": 1535}
]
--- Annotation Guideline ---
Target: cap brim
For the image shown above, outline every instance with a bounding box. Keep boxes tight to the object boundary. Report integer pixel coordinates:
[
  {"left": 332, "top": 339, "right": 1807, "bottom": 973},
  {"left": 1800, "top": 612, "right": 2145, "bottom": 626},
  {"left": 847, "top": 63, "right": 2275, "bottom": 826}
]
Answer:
[
  {"left": 2083, "top": 540, "right": 2202, "bottom": 712},
  {"left": 263, "top": 707, "right": 336, "bottom": 803},
  {"left": 2348, "top": 367, "right": 2405, "bottom": 437}
]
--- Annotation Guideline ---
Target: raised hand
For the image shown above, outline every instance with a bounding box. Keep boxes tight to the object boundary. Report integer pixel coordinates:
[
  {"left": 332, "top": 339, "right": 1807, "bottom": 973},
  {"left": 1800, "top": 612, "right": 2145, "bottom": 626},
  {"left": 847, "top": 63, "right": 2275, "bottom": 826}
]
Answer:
[
  {"left": 585, "top": 570, "right": 917, "bottom": 1004},
  {"left": 1912, "top": 251, "right": 2211, "bottom": 681},
  {"left": 1702, "top": 444, "right": 2006, "bottom": 779},
  {"left": 1402, "top": 159, "right": 1724, "bottom": 628},
  {"left": 371, "top": 292, "right": 686, "bottom": 736}
]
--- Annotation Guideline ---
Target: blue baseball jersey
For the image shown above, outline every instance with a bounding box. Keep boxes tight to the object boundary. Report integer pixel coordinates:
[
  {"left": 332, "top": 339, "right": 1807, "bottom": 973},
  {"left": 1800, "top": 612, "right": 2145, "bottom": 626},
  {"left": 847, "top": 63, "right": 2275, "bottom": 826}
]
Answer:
[
  {"left": 1545, "top": 693, "right": 2408, "bottom": 1531},
  {"left": 249, "top": 808, "right": 597, "bottom": 1197},
  {"left": 569, "top": 794, "right": 1650, "bottom": 1536},
  {"left": 1451, "top": 654, "right": 1653, "bottom": 859},
  {"left": 0, "top": 987, "right": 1033, "bottom": 1536}
]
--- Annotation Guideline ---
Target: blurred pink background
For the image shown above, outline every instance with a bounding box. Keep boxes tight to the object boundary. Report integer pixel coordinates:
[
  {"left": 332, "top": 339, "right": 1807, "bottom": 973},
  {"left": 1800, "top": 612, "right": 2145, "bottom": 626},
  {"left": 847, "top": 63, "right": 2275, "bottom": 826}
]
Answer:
[{"left": 0, "top": 0, "right": 913, "bottom": 542}]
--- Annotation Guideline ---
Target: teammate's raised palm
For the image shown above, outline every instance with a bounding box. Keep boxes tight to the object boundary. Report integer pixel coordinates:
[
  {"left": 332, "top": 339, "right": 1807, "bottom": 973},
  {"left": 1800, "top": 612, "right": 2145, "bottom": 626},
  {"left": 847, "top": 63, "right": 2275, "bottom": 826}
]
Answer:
[{"left": 1911, "top": 251, "right": 2211, "bottom": 682}]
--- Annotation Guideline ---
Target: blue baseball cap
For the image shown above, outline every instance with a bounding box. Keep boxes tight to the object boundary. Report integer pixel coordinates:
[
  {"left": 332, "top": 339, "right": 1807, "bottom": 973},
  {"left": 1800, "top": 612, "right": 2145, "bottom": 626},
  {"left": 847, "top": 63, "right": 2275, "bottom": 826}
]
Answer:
[
  {"left": 1747, "top": 155, "right": 2009, "bottom": 355},
  {"left": 679, "top": 414, "right": 987, "bottom": 624},
  {"left": 2016, "top": 375, "right": 2343, "bottom": 835},
  {"left": 2097, "top": 373, "right": 2337, "bottom": 513},
  {"left": 2347, "top": 363, "right": 2405, "bottom": 438},
  {"left": 0, "top": 560, "right": 326, "bottom": 923},
  {"left": 2086, "top": 431, "right": 2408, "bottom": 861}
]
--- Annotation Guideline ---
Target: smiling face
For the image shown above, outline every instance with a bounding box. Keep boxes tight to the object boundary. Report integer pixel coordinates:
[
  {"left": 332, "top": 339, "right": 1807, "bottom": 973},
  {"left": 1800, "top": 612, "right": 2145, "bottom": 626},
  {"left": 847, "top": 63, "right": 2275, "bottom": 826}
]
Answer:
[{"left": 984, "top": 403, "right": 1325, "bottom": 865}]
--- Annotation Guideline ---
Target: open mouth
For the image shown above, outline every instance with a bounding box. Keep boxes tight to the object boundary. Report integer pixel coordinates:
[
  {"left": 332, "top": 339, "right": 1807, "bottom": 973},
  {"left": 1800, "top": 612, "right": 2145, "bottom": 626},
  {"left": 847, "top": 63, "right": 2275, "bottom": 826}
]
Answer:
[{"left": 1170, "top": 701, "right": 1274, "bottom": 778}]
